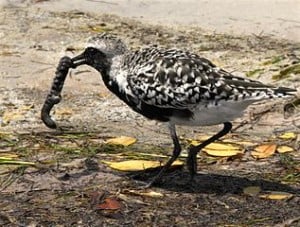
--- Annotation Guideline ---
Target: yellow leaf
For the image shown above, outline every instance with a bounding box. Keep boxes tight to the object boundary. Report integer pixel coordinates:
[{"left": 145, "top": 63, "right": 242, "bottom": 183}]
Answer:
[
  {"left": 196, "top": 135, "right": 212, "bottom": 141},
  {"left": 106, "top": 136, "right": 137, "bottom": 146},
  {"left": 190, "top": 140, "right": 201, "bottom": 146},
  {"left": 203, "top": 142, "right": 242, "bottom": 157},
  {"left": 103, "top": 160, "right": 183, "bottom": 171},
  {"left": 277, "top": 146, "right": 294, "bottom": 153},
  {"left": 2, "top": 111, "right": 25, "bottom": 124},
  {"left": 55, "top": 108, "right": 73, "bottom": 116},
  {"left": 278, "top": 132, "right": 296, "bottom": 139},
  {"left": 189, "top": 135, "right": 213, "bottom": 146},
  {"left": 222, "top": 139, "right": 256, "bottom": 146},
  {"left": 259, "top": 191, "right": 293, "bottom": 200},
  {"left": 243, "top": 186, "right": 261, "bottom": 196},
  {"left": 251, "top": 144, "right": 276, "bottom": 159},
  {"left": 20, "top": 104, "right": 34, "bottom": 111}
]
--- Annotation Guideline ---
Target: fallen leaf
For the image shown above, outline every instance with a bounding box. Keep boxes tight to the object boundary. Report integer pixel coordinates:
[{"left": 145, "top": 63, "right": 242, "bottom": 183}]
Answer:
[
  {"left": 243, "top": 186, "right": 261, "bottom": 196},
  {"left": 222, "top": 139, "right": 256, "bottom": 146},
  {"left": 251, "top": 144, "right": 277, "bottom": 159},
  {"left": 126, "top": 189, "right": 164, "bottom": 198},
  {"left": 196, "top": 135, "right": 212, "bottom": 141},
  {"left": 259, "top": 191, "right": 293, "bottom": 200},
  {"left": 277, "top": 146, "right": 294, "bottom": 153},
  {"left": 55, "top": 108, "right": 73, "bottom": 116},
  {"left": 118, "top": 193, "right": 149, "bottom": 205},
  {"left": 278, "top": 132, "right": 296, "bottom": 140},
  {"left": 103, "top": 160, "right": 183, "bottom": 171},
  {"left": 20, "top": 104, "right": 34, "bottom": 111},
  {"left": 203, "top": 142, "right": 242, "bottom": 157},
  {"left": 106, "top": 136, "right": 137, "bottom": 146},
  {"left": 2, "top": 110, "right": 25, "bottom": 124},
  {"left": 97, "top": 198, "right": 121, "bottom": 210}
]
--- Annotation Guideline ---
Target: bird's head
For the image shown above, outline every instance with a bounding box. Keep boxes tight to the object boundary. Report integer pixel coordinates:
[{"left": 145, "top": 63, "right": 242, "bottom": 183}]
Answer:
[{"left": 71, "top": 33, "right": 127, "bottom": 72}]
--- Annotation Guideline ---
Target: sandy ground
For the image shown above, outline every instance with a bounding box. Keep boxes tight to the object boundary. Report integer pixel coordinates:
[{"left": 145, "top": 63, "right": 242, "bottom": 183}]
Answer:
[
  {"left": 0, "top": 0, "right": 299, "bottom": 226},
  {"left": 27, "top": 0, "right": 300, "bottom": 41}
]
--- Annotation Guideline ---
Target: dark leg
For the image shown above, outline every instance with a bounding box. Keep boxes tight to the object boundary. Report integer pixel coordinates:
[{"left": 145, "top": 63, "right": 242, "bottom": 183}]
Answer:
[
  {"left": 187, "top": 122, "right": 232, "bottom": 181},
  {"left": 145, "top": 123, "right": 181, "bottom": 187}
]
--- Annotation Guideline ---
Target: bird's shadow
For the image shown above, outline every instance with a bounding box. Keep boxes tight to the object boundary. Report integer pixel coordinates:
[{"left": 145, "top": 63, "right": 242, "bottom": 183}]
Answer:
[{"left": 127, "top": 169, "right": 300, "bottom": 195}]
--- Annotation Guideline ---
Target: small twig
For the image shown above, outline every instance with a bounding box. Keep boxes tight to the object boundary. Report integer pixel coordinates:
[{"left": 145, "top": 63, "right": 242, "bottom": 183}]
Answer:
[{"left": 231, "top": 120, "right": 249, "bottom": 132}]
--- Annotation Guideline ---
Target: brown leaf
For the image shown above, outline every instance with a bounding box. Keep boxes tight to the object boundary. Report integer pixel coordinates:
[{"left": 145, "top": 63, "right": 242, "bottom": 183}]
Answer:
[
  {"left": 251, "top": 144, "right": 277, "bottom": 159},
  {"left": 97, "top": 198, "right": 121, "bottom": 210}
]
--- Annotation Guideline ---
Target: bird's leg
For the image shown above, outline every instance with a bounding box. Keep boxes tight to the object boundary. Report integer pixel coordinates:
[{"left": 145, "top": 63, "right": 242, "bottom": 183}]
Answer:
[
  {"left": 187, "top": 122, "right": 232, "bottom": 181},
  {"left": 145, "top": 123, "right": 181, "bottom": 188}
]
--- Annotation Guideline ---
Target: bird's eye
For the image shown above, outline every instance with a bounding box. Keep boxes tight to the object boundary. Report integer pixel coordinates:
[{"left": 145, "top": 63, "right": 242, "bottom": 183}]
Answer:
[{"left": 87, "top": 47, "right": 97, "bottom": 54}]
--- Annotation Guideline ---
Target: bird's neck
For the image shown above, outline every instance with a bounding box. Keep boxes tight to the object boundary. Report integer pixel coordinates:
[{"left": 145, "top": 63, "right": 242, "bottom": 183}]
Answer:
[{"left": 97, "top": 55, "right": 129, "bottom": 101}]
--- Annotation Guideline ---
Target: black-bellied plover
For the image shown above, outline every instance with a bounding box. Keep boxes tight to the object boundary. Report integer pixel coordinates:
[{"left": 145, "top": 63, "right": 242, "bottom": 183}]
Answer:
[{"left": 41, "top": 33, "right": 297, "bottom": 187}]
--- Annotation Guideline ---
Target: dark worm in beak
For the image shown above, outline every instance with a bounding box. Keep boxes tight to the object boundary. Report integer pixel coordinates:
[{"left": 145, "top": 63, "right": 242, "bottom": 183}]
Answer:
[{"left": 41, "top": 54, "right": 86, "bottom": 129}]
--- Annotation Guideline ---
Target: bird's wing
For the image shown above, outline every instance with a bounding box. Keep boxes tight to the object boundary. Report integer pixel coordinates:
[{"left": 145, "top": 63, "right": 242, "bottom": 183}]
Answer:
[{"left": 127, "top": 48, "right": 296, "bottom": 109}]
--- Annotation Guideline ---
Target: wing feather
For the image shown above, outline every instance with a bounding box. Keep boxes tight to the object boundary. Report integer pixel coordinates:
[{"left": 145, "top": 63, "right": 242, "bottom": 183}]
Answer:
[{"left": 125, "top": 47, "right": 295, "bottom": 109}]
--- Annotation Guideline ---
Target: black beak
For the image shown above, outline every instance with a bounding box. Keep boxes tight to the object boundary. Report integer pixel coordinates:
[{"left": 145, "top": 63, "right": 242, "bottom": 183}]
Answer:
[{"left": 71, "top": 52, "right": 87, "bottom": 67}]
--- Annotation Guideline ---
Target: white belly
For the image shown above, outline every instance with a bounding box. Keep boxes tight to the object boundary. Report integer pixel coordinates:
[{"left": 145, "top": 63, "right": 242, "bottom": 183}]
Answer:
[{"left": 170, "top": 100, "right": 256, "bottom": 126}]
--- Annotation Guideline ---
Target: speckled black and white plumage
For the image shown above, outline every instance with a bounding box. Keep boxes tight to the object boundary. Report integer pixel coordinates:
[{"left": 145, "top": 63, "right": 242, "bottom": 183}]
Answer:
[
  {"left": 42, "top": 33, "right": 297, "bottom": 187},
  {"left": 85, "top": 34, "right": 295, "bottom": 126}
]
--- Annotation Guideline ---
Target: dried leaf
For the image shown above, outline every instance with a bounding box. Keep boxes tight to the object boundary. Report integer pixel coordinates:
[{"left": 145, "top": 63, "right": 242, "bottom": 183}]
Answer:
[
  {"left": 103, "top": 160, "right": 183, "bottom": 171},
  {"left": 20, "top": 104, "right": 34, "bottom": 111},
  {"left": 203, "top": 142, "right": 242, "bottom": 157},
  {"left": 277, "top": 146, "right": 294, "bottom": 153},
  {"left": 97, "top": 198, "right": 121, "bottom": 210},
  {"left": 222, "top": 139, "right": 256, "bottom": 146},
  {"left": 2, "top": 104, "right": 35, "bottom": 124},
  {"left": 55, "top": 108, "right": 73, "bottom": 116},
  {"left": 243, "top": 186, "right": 261, "bottom": 196},
  {"left": 252, "top": 144, "right": 276, "bottom": 159},
  {"left": 2, "top": 111, "right": 25, "bottom": 124},
  {"left": 106, "top": 136, "right": 137, "bottom": 146},
  {"left": 126, "top": 189, "right": 164, "bottom": 198},
  {"left": 118, "top": 193, "right": 149, "bottom": 205},
  {"left": 278, "top": 132, "right": 296, "bottom": 140},
  {"left": 259, "top": 191, "right": 293, "bottom": 200}
]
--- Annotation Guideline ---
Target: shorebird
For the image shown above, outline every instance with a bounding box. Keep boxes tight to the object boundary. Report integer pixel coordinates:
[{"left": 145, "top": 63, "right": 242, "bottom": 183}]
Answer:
[{"left": 41, "top": 33, "right": 297, "bottom": 187}]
